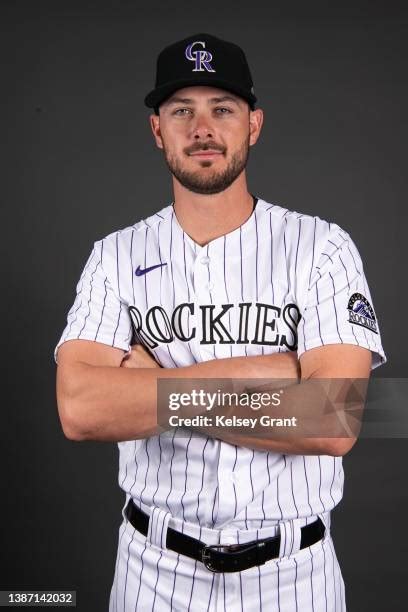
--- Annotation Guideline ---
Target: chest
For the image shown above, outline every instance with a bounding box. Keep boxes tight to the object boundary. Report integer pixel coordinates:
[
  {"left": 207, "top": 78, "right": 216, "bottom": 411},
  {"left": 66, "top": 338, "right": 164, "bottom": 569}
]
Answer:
[{"left": 120, "top": 231, "right": 304, "bottom": 363}]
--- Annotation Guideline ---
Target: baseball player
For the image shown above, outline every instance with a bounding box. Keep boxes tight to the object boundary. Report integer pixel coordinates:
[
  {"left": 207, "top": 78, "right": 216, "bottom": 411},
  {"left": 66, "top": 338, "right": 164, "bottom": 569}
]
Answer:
[{"left": 54, "top": 33, "right": 386, "bottom": 611}]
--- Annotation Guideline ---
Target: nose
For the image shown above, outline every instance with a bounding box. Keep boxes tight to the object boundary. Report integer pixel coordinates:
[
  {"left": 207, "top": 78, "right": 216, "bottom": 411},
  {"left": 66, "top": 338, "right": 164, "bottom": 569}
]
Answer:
[{"left": 191, "top": 113, "right": 214, "bottom": 140}]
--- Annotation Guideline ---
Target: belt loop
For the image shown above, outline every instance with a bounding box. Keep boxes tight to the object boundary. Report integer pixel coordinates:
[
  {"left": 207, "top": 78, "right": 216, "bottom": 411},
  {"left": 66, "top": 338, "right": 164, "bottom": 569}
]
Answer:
[
  {"left": 278, "top": 518, "right": 302, "bottom": 559},
  {"left": 146, "top": 505, "right": 171, "bottom": 549},
  {"left": 319, "top": 511, "right": 331, "bottom": 533}
]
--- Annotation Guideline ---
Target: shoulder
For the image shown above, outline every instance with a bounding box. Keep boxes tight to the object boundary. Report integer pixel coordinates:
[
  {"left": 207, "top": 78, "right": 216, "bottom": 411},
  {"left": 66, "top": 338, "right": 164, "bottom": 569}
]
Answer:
[
  {"left": 256, "top": 197, "right": 353, "bottom": 252},
  {"left": 92, "top": 203, "right": 173, "bottom": 259}
]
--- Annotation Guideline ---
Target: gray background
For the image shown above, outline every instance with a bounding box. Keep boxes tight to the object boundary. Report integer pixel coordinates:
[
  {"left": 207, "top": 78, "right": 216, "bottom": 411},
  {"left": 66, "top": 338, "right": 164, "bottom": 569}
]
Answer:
[{"left": 1, "top": 1, "right": 407, "bottom": 610}]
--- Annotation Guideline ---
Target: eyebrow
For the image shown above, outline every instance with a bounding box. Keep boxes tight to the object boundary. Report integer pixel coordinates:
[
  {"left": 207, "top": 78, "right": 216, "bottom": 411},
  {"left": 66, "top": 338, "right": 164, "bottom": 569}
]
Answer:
[{"left": 164, "top": 95, "right": 242, "bottom": 107}]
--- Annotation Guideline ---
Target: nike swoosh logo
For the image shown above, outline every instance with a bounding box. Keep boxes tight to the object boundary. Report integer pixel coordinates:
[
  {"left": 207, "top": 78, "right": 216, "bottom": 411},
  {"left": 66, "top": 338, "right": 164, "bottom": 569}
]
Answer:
[{"left": 135, "top": 263, "right": 167, "bottom": 276}]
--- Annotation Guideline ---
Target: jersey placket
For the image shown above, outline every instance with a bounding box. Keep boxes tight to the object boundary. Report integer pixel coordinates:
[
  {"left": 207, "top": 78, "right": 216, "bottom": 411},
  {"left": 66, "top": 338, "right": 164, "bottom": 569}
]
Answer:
[{"left": 190, "top": 238, "right": 239, "bottom": 525}]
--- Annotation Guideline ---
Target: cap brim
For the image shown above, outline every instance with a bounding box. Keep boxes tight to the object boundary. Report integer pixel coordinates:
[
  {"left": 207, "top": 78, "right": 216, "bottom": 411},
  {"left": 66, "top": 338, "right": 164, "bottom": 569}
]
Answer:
[{"left": 144, "top": 77, "right": 257, "bottom": 110}]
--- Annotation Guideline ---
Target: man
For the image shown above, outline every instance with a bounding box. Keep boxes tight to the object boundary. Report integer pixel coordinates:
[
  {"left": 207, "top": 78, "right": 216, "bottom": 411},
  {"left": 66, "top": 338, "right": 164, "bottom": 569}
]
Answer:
[{"left": 54, "top": 33, "right": 386, "bottom": 611}]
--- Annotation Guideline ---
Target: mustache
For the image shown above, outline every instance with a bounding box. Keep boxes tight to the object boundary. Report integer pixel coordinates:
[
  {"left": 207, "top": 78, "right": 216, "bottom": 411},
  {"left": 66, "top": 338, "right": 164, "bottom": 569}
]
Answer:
[{"left": 184, "top": 143, "right": 226, "bottom": 154}]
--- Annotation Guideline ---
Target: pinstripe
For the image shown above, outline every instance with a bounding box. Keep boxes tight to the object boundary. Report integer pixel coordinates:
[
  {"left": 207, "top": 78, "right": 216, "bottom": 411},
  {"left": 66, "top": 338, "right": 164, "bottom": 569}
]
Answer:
[
  {"left": 112, "top": 301, "right": 124, "bottom": 346},
  {"left": 314, "top": 280, "right": 324, "bottom": 345},
  {"left": 113, "top": 521, "right": 127, "bottom": 612},
  {"left": 303, "top": 457, "right": 313, "bottom": 514},
  {"left": 151, "top": 549, "right": 163, "bottom": 611},
  {"left": 133, "top": 537, "right": 148, "bottom": 612},
  {"left": 246, "top": 449, "right": 255, "bottom": 528},
  {"left": 119, "top": 442, "right": 132, "bottom": 490},
  {"left": 164, "top": 428, "right": 177, "bottom": 514},
  {"left": 256, "top": 528, "right": 263, "bottom": 612},
  {"left": 139, "top": 437, "right": 151, "bottom": 510},
  {"left": 187, "top": 526, "right": 202, "bottom": 612},
  {"left": 329, "top": 271, "right": 343, "bottom": 343},
  {"left": 327, "top": 238, "right": 340, "bottom": 249},
  {"left": 338, "top": 252, "right": 360, "bottom": 344},
  {"left": 160, "top": 513, "right": 166, "bottom": 548},
  {"left": 180, "top": 431, "right": 193, "bottom": 521},
  {"left": 269, "top": 213, "right": 275, "bottom": 304},
  {"left": 123, "top": 525, "right": 137, "bottom": 612},
  {"left": 169, "top": 551, "right": 180, "bottom": 611},
  {"left": 322, "top": 540, "right": 328, "bottom": 612},
  {"left": 294, "top": 557, "right": 299, "bottom": 612},
  {"left": 283, "top": 218, "right": 290, "bottom": 301},
  {"left": 276, "top": 460, "right": 284, "bottom": 520},
  {"left": 295, "top": 218, "right": 301, "bottom": 275},
  {"left": 346, "top": 240, "right": 361, "bottom": 275},
  {"left": 152, "top": 435, "right": 162, "bottom": 505},
  {"left": 362, "top": 274, "right": 379, "bottom": 350},
  {"left": 207, "top": 243, "right": 213, "bottom": 303},
  {"left": 232, "top": 445, "right": 238, "bottom": 518},
  {"left": 94, "top": 278, "right": 108, "bottom": 340},
  {"left": 237, "top": 530, "right": 244, "bottom": 612},
  {"left": 318, "top": 457, "right": 324, "bottom": 512},
  {"left": 223, "top": 235, "right": 233, "bottom": 358},
  {"left": 206, "top": 574, "right": 216, "bottom": 612},
  {"left": 239, "top": 226, "right": 248, "bottom": 357},
  {"left": 129, "top": 439, "right": 142, "bottom": 508},
  {"left": 67, "top": 247, "right": 97, "bottom": 324},
  {"left": 320, "top": 252, "right": 334, "bottom": 265},
  {"left": 170, "top": 212, "right": 176, "bottom": 310},
  {"left": 111, "top": 235, "right": 124, "bottom": 345},
  {"left": 77, "top": 258, "right": 100, "bottom": 336},
  {"left": 143, "top": 226, "right": 148, "bottom": 310},
  {"left": 254, "top": 208, "right": 264, "bottom": 357},
  {"left": 328, "top": 536, "right": 338, "bottom": 612},
  {"left": 308, "top": 217, "right": 317, "bottom": 287},
  {"left": 329, "top": 459, "right": 336, "bottom": 506},
  {"left": 290, "top": 461, "right": 300, "bottom": 518},
  {"left": 182, "top": 230, "right": 193, "bottom": 354},
  {"left": 310, "top": 547, "right": 315, "bottom": 612}
]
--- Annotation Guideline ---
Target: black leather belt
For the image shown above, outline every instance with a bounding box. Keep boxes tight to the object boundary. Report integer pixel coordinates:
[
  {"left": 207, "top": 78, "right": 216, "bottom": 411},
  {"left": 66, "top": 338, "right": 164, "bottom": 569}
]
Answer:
[{"left": 124, "top": 498, "right": 325, "bottom": 573}]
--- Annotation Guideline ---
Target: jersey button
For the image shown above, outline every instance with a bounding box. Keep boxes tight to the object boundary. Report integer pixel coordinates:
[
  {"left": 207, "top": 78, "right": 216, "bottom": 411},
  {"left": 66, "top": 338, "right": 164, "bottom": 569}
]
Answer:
[
  {"left": 200, "top": 256, "right": 210, "bottom": 265},
  {"left": 207, "top": 282, "right": 214, "bottom": 291}
]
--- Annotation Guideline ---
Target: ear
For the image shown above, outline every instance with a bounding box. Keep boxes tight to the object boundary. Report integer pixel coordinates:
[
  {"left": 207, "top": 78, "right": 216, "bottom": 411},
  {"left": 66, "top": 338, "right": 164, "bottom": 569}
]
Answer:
[
  {"left": 248, "top": 108, "right": 264, "bottom": 146},
  {"left": 149, "top": 114, "right": 164, "bottom": 149}
]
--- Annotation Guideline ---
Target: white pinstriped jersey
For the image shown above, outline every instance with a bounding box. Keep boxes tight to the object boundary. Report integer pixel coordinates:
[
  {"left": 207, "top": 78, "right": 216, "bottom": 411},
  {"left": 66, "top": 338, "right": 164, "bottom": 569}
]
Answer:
[{"left": 54, "top": 197, "right": 386, "bottom": 529}]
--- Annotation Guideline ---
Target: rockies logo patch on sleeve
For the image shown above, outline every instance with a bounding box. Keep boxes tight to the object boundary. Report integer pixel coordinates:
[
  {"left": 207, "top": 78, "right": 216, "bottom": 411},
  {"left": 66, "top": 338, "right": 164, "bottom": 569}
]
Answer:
[{"left": 347, "top": 292, "right": 378, "bottom": 333}]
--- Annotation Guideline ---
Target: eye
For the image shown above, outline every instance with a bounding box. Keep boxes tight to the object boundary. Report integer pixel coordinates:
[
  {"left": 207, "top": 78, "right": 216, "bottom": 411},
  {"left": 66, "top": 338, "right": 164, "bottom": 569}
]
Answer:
[
  {"left": 173, "top": 108, "right": 192, "bottom": 116},
  {"left": 215, "top": 107, "right": 233, "bottom": 114}
]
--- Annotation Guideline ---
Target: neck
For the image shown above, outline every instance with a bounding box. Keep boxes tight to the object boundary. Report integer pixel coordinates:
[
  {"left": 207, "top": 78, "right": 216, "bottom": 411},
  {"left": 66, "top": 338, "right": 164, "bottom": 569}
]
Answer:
[{"left": 172, "top": 173, "right": 255, "bottom": 246}]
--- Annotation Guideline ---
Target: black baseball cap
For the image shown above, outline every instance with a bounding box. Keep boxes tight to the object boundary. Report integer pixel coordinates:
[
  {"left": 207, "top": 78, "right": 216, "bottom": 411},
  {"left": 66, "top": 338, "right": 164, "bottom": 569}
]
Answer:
[{"left": 144, "top": 33, "right": 257, "bottom": 113}]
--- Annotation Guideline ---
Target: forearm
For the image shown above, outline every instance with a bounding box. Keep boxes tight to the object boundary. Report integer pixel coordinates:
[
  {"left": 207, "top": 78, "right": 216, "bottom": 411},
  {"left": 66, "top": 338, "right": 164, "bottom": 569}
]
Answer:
[
  {"left": 199, "top": 429, "right": 336, "bottom": 456},
  {"left": 59, "top": 351, "right": 299, "bottom": 442},
  {"left": 191, "top": 376, "right": 364, "bottom": 456},
  {"left": 194, "top": 427, "right": 353, "bottom": 456}
]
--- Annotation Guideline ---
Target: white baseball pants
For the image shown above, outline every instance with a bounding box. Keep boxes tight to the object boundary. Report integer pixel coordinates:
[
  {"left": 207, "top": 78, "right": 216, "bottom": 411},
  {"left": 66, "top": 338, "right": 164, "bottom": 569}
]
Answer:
[{"left": 109, "top": 502, "right": 346, "bottom": 612}]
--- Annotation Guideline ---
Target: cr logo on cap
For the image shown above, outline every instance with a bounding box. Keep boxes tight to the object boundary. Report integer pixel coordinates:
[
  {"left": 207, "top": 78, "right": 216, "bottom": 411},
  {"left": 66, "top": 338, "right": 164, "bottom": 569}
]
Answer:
[{"left": 185, "top": 41, "right": 216, "bottom": 73}]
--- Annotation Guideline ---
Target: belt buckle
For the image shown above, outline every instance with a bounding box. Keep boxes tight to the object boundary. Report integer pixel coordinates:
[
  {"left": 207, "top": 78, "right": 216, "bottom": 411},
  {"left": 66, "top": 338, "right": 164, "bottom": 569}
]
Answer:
[
  {"left": 201, "top": 544, "right": 226, "bottom": 572},
  {"left": 201, "top": 541, "right": 267, "bottom": 573}
]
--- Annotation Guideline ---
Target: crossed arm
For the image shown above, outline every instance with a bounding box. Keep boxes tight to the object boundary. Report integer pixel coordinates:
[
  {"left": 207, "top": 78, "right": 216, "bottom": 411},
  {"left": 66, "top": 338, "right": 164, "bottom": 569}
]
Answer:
[{"left": 56, "top": 338, "right": 372, "bottom": 456}]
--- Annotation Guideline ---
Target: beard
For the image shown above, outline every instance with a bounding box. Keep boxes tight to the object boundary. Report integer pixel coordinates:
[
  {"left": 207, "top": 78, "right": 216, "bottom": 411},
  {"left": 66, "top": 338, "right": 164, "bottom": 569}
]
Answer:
[{"left": 162, "top": 135, "right": 250, "bottom": 195}]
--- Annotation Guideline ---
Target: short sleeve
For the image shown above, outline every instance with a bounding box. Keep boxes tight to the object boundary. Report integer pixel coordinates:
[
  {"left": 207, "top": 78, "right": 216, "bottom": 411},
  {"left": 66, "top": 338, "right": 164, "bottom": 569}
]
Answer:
[
  {"left": 53, "top": 241, "right": 133, "bottom": 364},
  {"left": 297, "top": 228, "right": 387, "bottom": 369}
]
